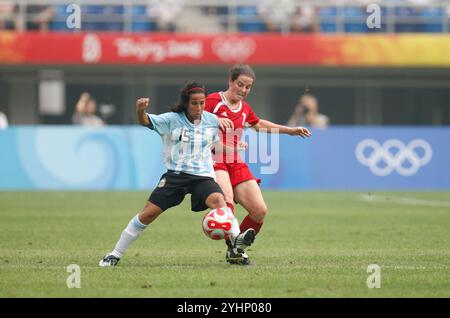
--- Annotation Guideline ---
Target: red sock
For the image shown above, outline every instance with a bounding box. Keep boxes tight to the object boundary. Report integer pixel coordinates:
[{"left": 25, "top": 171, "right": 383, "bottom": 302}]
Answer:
[
  {"left": 240, "top": 215, "right": 263, "bottom": 235},
  {"left": 226, "top": 202, "right": 235, "bottom": 214}
]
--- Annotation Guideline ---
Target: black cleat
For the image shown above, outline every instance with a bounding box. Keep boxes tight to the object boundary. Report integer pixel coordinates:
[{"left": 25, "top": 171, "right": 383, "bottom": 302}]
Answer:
[
  {"left": 225, "top": 244, "right": 250, "bottom": 265},
  {"left": 225, "top": 230, "right": 255, "bottom": 266},
  {"left": 234, "top": 228, "right": 256, "bottom": 252},
  {"left": 99, "top": 254, "right": 120, "bottom": 267}
]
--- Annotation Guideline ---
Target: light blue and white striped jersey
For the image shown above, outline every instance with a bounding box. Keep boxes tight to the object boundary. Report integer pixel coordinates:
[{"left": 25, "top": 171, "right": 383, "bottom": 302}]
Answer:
[{"left": 146, "top": 111, "right": 220, "bottom": 178}]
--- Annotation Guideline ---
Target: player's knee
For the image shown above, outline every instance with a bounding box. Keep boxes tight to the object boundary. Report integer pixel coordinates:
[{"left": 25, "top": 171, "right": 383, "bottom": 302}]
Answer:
[
  {"left": 140, "top": 202, "right": 163, "bottom": 224},
  {"left": 251, "top": 205, "right": 268, "bottom": 222},
  {"left": 206, "top": 193, "right": 226, "bottom": 209}
]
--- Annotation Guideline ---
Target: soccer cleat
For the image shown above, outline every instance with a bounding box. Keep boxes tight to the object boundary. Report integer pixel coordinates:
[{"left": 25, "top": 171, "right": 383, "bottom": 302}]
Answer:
[
  {"left": 225, "top": 244, "right": 246, "bottom": 265},
  {"left": 99, "top": 254, "right": 120, "bottom": 267},
  {"left": 239, "top": 251, "right": 250, "bottom": 265},
  {"left": 225, "top": 236, "right": 250, "bottom": 265},
  {"left": 234, "top": 228, "right": 256, "bottom": 253}
]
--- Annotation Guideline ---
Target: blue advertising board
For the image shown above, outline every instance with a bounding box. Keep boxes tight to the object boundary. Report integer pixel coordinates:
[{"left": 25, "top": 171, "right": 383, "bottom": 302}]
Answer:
[{"left": 0, "top": 126, "right": 448, "bottom": 190}]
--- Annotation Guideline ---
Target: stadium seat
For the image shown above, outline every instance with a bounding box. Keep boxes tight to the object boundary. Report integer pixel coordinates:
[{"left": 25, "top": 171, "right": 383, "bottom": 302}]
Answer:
[
  {"left": 51, "top": 4, "right": 125, "bottom": 32},
  {"left": 394, "top": 6, "right": 422, "bottom": 32},
  {"left": 125, "top": 5, "right": 155, "bottom": 32},
  {"left": 50, "top": 5, "right": 70, "bottom": 32},
  {"left": 420, "top": 7, "right": 444, "bottom": 33},
  {"left": 83, "top": 5, "right": 108, "bottom": 15},
  {"left": 104, "top": 5, "right": 124, "bottom": 14},
  {"left": 319, "top": 7, "right": 337, "bottom": 33},
  {"left": 81, "top": 5, "right": 124, "bottom": 32},
  {"left": 102, "top": 5, "right": 124, "bottom": 32},
  {"left": 81, "top": 5, "right": 104, "bottom": 31},
  {"left": 342, "top": 6, "right": 367, "bottom": 33},
  {"left": 213, "top": 6, "right": 230, "bottom": 30},
  {"left": 236, "top": 6, "right": 266, "bottom": 33}
]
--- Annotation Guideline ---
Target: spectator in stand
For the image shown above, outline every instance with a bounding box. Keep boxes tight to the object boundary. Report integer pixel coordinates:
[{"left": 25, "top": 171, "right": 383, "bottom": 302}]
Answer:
[
  {"left": 257, "top": 0, "right": 296, "bottom": 32},
  {"left": 146, "top": 0, "right": 184, "bottom": 32},
  {"left": 0, "top": 1, "right": 16, "bottom": 30},
  {"left": 290, "top": 4, "right": 319, "bottom": 33},
  {"left": 15, "top": 1, "right": 54, "bottom": 32}
]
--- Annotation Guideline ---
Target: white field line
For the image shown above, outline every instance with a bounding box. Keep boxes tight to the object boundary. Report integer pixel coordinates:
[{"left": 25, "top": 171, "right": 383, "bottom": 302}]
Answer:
[
  {"left": 359, "top": 194, "right": 450, "bottom": 208},
  {"left": 2, "top": 264, "right": 450, "bottom": 270}
]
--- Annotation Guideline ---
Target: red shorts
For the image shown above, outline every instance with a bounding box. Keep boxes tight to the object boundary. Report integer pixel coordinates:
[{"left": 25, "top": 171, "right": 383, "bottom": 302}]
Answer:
[{"left": 213, "top": 162, "right": 261, "bottom": 188}]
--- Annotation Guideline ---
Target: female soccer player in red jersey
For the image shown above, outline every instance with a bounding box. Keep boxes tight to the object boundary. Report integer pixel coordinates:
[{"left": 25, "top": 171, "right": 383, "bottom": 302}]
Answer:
[{"left": 205, "top": 64, "right": 312, "bottom": 265}]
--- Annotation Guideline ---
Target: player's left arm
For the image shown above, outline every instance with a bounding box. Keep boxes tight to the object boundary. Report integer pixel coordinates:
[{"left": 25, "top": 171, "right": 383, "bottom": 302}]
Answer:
[
  {"left": 252, "top": 119, "right": 312, "bottom": 138},
  {"left": 212, "top": 140, "right": 248, "bottom": 153}
]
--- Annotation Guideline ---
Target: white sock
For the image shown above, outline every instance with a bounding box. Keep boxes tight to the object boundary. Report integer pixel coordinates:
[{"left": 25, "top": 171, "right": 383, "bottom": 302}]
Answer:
[
  {"left": 229, "top": 216, "right": 241, "bottom": 244},
  {"left": 111, "top": 214, "right": 147, "bottom": 258}
]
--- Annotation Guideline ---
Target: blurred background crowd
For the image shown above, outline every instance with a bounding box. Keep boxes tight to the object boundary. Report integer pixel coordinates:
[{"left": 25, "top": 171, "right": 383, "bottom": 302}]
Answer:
[{"left": 0, "top": 0, "right": 449, "bottom": 34}]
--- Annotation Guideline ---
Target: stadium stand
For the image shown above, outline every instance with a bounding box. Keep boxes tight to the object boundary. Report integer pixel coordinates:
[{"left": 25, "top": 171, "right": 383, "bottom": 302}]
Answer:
[{"left": 0, "top": 0, "right": 448, "bottom": 34}]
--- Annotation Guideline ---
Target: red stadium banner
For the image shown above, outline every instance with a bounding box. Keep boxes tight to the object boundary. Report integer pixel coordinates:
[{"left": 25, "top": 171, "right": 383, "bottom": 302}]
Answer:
[{"left": 0, "top": 32, "right": 449, "bottom": 66}]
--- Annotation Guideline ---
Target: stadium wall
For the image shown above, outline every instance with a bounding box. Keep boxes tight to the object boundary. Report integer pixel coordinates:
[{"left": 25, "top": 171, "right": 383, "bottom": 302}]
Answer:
[
  {"left": 0, "top": 126, "right": 448, "bottom": 190},
  {"left": 1, "top": 33, "right": 450, "bottom": 127}
]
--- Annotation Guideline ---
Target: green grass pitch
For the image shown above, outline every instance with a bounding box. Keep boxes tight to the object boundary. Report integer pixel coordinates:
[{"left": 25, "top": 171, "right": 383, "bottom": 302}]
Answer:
[{"left": 0, "top": 191, "right": 449, "bottom": 297}]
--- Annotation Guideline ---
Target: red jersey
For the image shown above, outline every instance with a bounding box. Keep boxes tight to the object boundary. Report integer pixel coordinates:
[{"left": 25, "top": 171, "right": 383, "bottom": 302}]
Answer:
[{"left": 205, "top": 92, "right": 260, "bottom": 163}]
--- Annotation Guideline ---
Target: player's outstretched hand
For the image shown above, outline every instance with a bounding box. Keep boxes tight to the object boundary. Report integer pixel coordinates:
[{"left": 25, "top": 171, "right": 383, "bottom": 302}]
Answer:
[
  {"left": 237, "top": 141, "right": 248, "bottom": 151},
  {"left": 218, "top": 118, "right": 234, "bottom": 131},
  {"left": 136, "top": 98, "right": 149, "bottom": 111},
  {"left": 289, "top": 126, "right": 312, "bottom": 138}
]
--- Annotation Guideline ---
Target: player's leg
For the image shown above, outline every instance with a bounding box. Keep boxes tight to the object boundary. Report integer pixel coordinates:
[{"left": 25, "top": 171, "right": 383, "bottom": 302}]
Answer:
[
  {"left": 214, "top": 168, "right": 236, "bottom": 213},
  {"left": 199, "top": 171, "right": 240, "bottom": 234},
  {"left": 110, "top": 201, "right": 163, "bottom": 257},
  {"left": 203, "top": 191, "right": 240, "bottom": 239},
  {"left": 234, "top": 179, "right": 268, "bottom": 235},
  {"left": 191, "top": 178, "right": 245, "bottom": 264},
  {"left": 215, "top": 168, "right": 250, "bottom": 239},
  {"left": 192, "top": 177, "right": 240, "bottom": 238},
  {"left": 99, "top": 201, "right": 164, "bottom": 267},
  {"left": 221, "top": 165, "right": 263, "bottom": 260},
  {"left": 216, "top": 164, "right": 263, "bottom": 264},
  {"left": 221, "top": 179, "right": 266, "bottom": 264},
  {"left": 100, "top": 173, "right": 186, "bottom": 267},
  {"left": 204, "top": 191, "right": 226, "bottom": 209},
  {"left": 213, "top": 169, "right": 245, "bottom": 258}
]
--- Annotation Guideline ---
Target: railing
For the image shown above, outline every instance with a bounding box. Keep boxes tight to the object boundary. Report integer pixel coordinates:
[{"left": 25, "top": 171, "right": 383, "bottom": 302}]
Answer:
[{"left": 0, "top": 0, "right": 449, "bottom": 33}]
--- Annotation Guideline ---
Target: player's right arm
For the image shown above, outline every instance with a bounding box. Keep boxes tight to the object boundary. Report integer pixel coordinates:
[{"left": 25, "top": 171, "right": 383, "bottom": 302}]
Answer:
[
  {"left": 218, "top": 118, "right": 234, "bottom": 130},
  {"left": 136, "top": 97, "right": 150, "bottom": 126}
]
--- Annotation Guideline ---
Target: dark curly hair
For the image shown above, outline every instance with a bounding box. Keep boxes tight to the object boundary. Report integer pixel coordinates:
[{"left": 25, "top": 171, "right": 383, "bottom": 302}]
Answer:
[{"left": 170, "top": 82, "right": 207, "bottom": 113}]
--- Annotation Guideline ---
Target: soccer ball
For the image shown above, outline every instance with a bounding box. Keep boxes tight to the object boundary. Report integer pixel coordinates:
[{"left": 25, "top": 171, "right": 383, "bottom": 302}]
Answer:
[{"left": 202, "top": 207, "right": 234, "bottom": 240}]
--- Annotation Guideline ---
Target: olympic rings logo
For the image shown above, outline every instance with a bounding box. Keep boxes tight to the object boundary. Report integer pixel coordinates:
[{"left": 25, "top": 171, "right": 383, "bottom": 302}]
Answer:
[{"left": 355, "top": 139, "right": 432, "bottom": 176}]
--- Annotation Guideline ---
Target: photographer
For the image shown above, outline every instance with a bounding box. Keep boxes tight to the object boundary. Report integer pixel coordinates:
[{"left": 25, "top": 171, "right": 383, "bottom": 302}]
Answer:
[
  {"left": 286, "top": 93, "right": 329, "bottom": 129},
  {"left": 72, "top": 92, "right": 106, "bottom": 127}
]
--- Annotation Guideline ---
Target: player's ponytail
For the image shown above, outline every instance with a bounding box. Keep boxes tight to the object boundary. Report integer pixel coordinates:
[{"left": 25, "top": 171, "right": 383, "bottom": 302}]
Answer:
[{"left": 171, "top": 82, "right": 207, "bottom": 113}]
